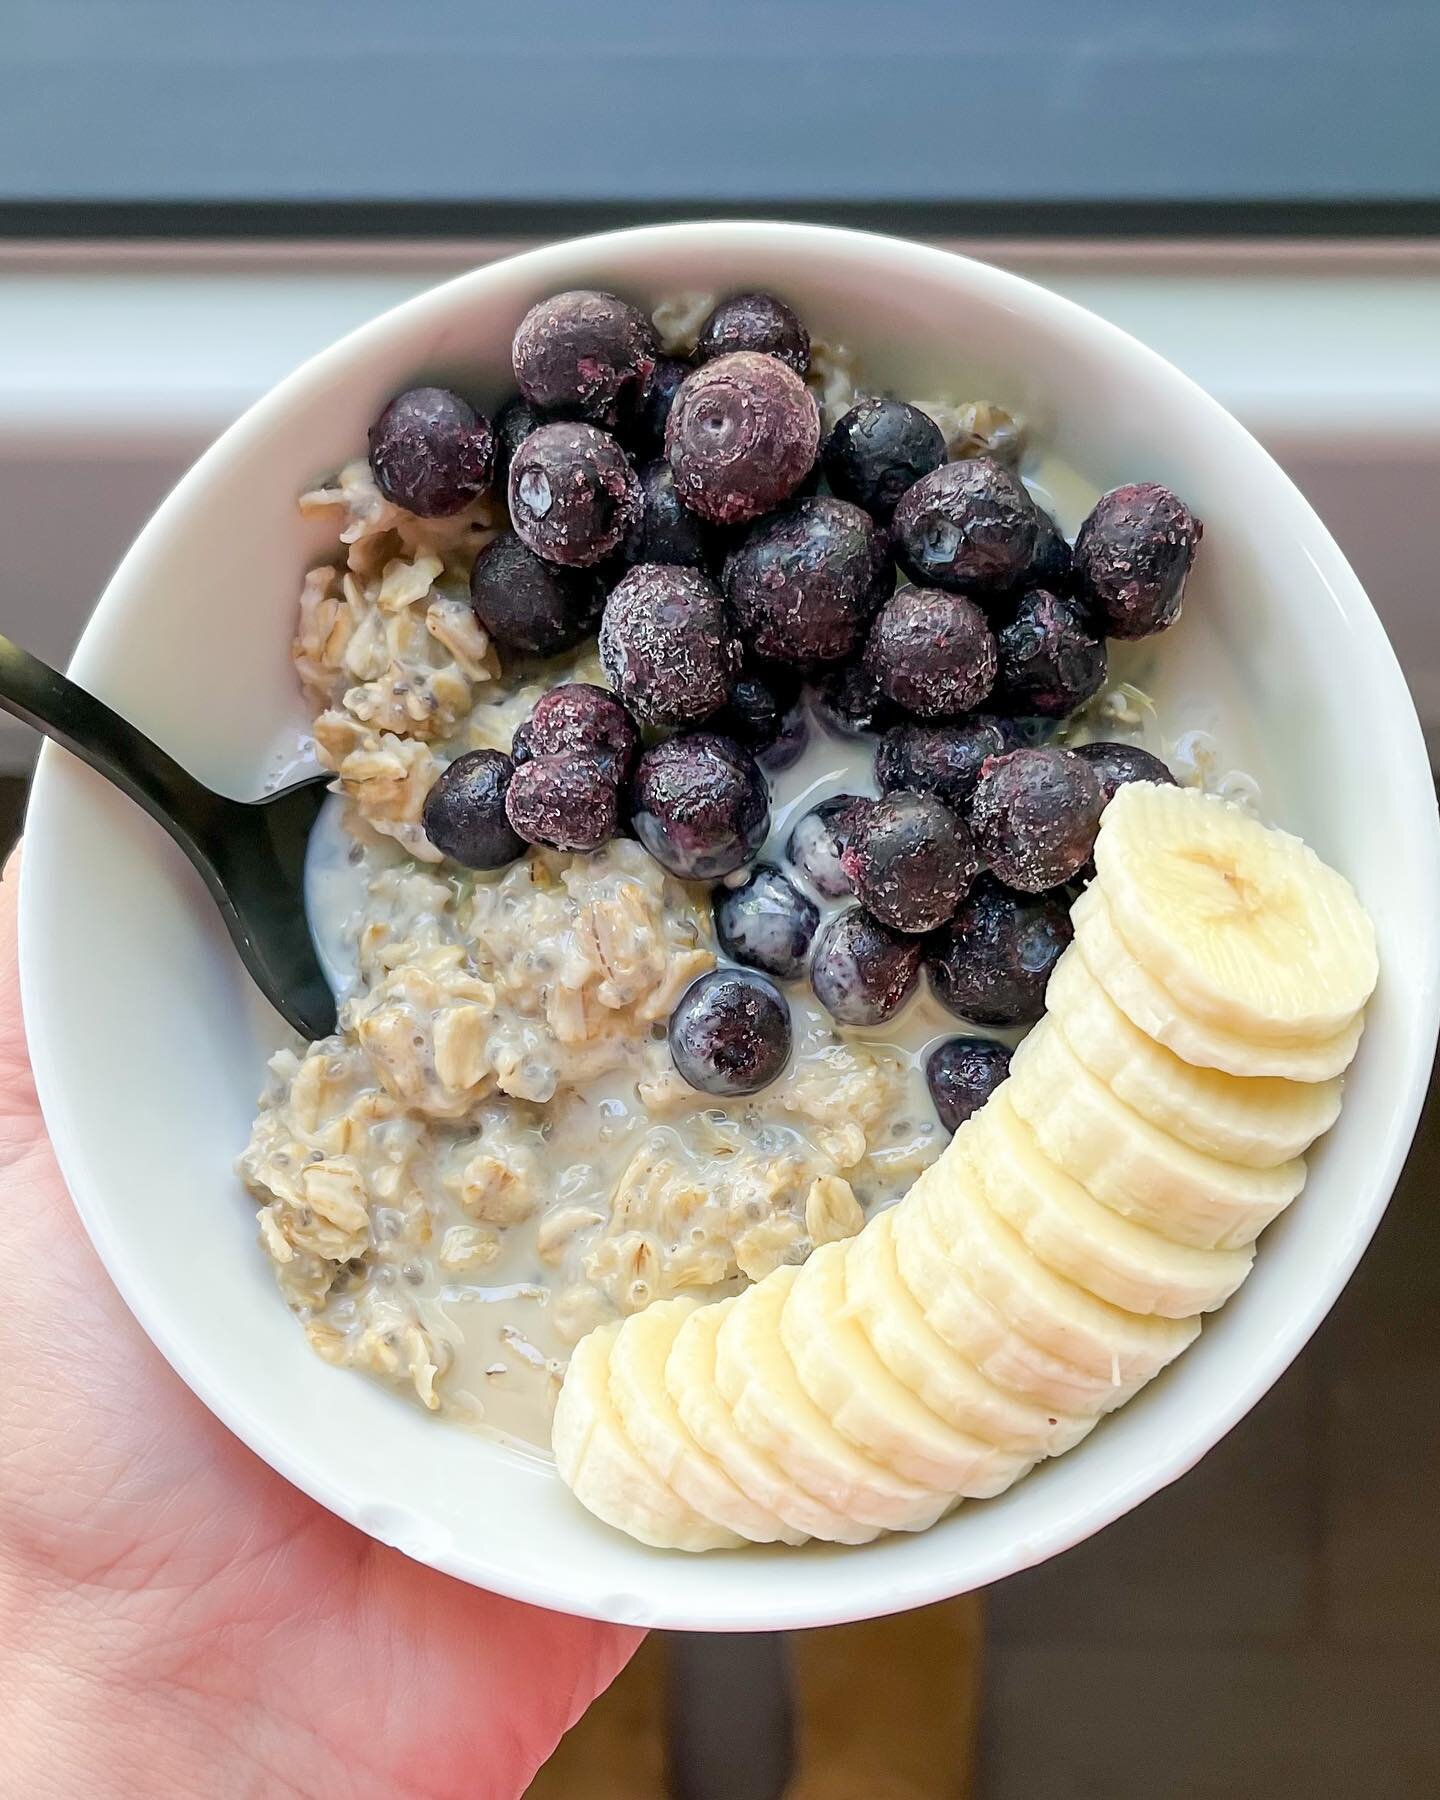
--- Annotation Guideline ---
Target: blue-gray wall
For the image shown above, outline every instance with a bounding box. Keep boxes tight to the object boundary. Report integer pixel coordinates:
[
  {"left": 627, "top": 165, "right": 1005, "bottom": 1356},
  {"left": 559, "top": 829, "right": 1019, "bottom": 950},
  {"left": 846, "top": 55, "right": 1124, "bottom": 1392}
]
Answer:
[{"left": 5, "top": 0, "right": 1437, "bottom": 230}]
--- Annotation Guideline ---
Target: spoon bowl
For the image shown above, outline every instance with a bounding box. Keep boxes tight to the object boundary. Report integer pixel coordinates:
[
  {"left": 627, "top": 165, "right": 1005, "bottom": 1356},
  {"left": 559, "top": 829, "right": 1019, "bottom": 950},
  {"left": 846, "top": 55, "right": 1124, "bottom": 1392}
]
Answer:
[{"left": 0, "top": 634, "right": 335, "bottom": 1040}]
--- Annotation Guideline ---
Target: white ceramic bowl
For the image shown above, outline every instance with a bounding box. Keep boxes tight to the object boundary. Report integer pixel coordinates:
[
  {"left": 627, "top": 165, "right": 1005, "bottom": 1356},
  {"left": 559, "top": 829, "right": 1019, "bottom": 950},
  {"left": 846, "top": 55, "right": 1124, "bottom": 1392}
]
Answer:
[{"left": 20, "top": 224, "right": 1440, "bottom": 1631}]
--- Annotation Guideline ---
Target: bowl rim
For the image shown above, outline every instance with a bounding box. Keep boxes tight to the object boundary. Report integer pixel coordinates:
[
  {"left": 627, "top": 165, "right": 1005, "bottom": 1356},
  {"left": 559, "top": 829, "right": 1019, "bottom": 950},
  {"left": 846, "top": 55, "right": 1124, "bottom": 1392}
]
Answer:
[{"left": 20, "top": 220, "right": 1440, "bottom": 1630}]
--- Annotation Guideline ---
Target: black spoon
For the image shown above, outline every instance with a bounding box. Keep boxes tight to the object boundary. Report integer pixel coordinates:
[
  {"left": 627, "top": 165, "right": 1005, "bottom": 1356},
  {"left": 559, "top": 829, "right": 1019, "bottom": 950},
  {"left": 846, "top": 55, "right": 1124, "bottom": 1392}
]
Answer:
[{"left": 0, "top": 634, "right": 337, "bottom": 1040}]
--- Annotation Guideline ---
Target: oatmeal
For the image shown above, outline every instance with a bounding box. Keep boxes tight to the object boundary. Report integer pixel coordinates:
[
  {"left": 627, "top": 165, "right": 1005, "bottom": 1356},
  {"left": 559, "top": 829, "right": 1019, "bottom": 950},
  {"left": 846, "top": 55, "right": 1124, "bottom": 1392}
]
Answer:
[
  {"left": 247, "top": 733, "right": 946, "bottom": 1443},
  {"left": 296, "top": 461, "right": 503, "bottom": 858},
  {"left": 242, "top": 282, "right": 1202, "bottom": 1456}
]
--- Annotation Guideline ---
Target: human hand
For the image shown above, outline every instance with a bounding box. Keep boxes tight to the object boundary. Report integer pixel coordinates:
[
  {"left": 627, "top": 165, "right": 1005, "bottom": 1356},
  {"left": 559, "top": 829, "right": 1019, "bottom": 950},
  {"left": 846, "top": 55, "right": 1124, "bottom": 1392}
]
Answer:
[{"left": 0, "top": 851, "right": 640, "bottom": 1799}]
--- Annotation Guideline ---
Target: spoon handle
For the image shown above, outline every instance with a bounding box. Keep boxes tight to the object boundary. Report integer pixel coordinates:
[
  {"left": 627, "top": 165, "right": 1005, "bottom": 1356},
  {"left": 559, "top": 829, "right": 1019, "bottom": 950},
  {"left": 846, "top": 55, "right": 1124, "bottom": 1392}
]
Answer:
[{"left": 0, "top": 633, "right": 226, "bottom": 843}]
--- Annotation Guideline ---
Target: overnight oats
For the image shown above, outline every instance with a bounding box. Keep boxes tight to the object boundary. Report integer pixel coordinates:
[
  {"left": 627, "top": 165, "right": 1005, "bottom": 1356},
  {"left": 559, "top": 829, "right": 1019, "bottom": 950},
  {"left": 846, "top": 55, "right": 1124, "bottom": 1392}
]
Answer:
[{"left": 240, "top": 282, "right": 1377, "bottom": 1545}]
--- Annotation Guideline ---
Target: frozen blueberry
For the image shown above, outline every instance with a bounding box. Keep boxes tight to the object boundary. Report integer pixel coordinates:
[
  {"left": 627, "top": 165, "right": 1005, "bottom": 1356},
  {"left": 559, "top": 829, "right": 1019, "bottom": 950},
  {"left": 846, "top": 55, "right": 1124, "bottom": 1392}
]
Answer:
[
  {"left": 666, "top": 351, "right": 820, "bottom": 526},
  {"left": 1074, "top": 740, "right": 1177, "bottom": 804},
  {"left": 875, "top": 717, "right": 1007, "bottom": 810},
  {"left": 863, "top": 585, "right": 997, "bottom": 718},
  {"left": 925, "top": 1036, "right": 1013, "bottom": 1133},
  {"left": 618, "top": 460, "right": 714, "bottom": 571},
  {"left": 994, "top": 715, "right": 1057, "bottom": 752},
  {"left": 970, "top": 747, "right": 1104, "bottom": 892},
  {"left": 1073, "top": 482, "right": 1203, "bottom": 639},
  {"left": 522, "top": 683, "right": 640, "bottom": 781},
  {"left": 709, "top": 671, "right": 809, "bottom": 771},
  {"left": 810, "top": 907, "right": 923, "bottom": 1026},
  {"left": 695, "top": 292, "right": 811, "bottom": 376},
  {"left": 841, "top": 791, "right": 978, "bottom": 935},
  {"left": 421, "top": 749, "right": 525, "bottom": 869},
  {"left": 996, "top": 589, "right": 1107, "bottom": 719},
  {"left": 599, "top": 564, "right": 741, "bottom": 727},
  {"left": 367, "top": 386, "right": 494, "bottom": 518},
  {"left": 631, "top": 733, "right": 769, "bottom": 880},
  {"left": 891, "top": 457, "right": 1039, "bottom": 600},
  {"left": 723, "top": 496, "right": 891, "bottom": 669},
  {"left": 634, "top": 354, "right": 693, "bottom": 456},
  {"left": 504, "top": 751, "right": 620, "bottom": 853},
  {"left": 508, "top": 718, "right": 537, "bottom": 764},
  {"left": 668, "top": 968, "right": 792, "bottom": 1097},
  {"left": 1028, "top": 506, "right": 1074, "bottom": 592},
  {"left": 822, "top": 396, "right": 947, "bottom": 524},
  {"left": 785, "top": 795, "right": 862, "bottom": 898},
  {"left": 760, "top": 702, "right": 810, "bottom": 771},
  {"left": 508, "top": 421, "right": 642, "bottom": 568},
  {"left": 925, "top": 874, "right": 1072, "bottom": 1026},
  {"left": 713, "top": 864, "right": 819, "bottom": 979},
  {"left": 809, "top": 661, "right": 896, "bottom": 738},
  {"left": 512, "top": 289, "right": 658, "bottom": 432},
  {"left": 493, "top": 393, "right": 546, "bottom": 486},
  {"left": 469, "top": 534, "right": 603, "bottom": 656}
]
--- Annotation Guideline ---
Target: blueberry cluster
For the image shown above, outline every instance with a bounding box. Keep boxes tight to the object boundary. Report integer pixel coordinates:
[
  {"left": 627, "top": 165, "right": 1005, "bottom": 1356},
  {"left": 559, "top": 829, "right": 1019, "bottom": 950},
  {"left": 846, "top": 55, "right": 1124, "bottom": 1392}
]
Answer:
[{"left": 365, "top": 283, "right": 1200, "bottom": 1110}]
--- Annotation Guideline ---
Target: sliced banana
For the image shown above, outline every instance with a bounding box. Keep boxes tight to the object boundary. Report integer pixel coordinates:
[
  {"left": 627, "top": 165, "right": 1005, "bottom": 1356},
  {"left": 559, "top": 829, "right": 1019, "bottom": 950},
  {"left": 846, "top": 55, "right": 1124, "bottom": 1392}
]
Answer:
[
  {"left": 714, "top": 1267, "right": 954, "bottom": 1534},
  {"left": 1095, "top": 782, "right": 1377, "bottom": 1047},
  {"left": 1006, "top": 1016, "right": 1304, "bottom": 1252},
  {"left": 1074, "top": 884, "right": 1364, "bottom": 1081},
  {"left": 969, "top": 1082, "right": 1253, "bottom": 1316},
  {"left": 781, "top": 1239, "right": 1033, "bottom": 1495},
  {"left": 846, "top": 1207, "right": 1095, "bottom": 1458},
  {"left": 551, "top": 1322, "right": 743, "bottom": 1552},
  {"left": 552, "top": 781, "right": 1378, "bottom": 1557},
  {"left": 1000, "top": 1015, "right": 1303, "bottom": 1252},
  {"left": 890, "top": 1182, "right": 1149, "bottom": 1417},
  {"left": 668, "top": 1297, "right": 875, "bottom": 1546},
  {"left": 1045, "top": 947, "right": 1342, "bottom": 1167},
  {"left": 610, "top": 1297, "right": 805, "bottom": 1545},
  {"left": 917, "top": 1142, "right": 1200, "bottom": 1384}
]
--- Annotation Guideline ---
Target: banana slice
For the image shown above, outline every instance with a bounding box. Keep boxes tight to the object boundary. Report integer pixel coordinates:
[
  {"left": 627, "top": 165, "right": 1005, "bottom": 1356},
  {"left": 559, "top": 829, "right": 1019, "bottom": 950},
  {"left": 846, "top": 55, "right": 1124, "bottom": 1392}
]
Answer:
[
  {"left": 1074, "top": 884, "right": 1364, "bottom": 1081},
  {"left": 1045, "top": 947, "right": 1342, "bottom": 1167},
  {"left": 610, "top": 1297, "right": 805, "bottom": 1545},
  {"left": 1000, "top": 1015, "right": 1303, "bottom": 1252},
  {"left": 552, "top": 1322, "right": 743, "bottom": 1552},
  {"left": 1095, "top": 782, "right": 1377, "bottom": 1047},
  {"left": 969, "top": 1082, "right": 1253, "bottom": 1316},
  {"left": 714, "top": 1267, "right": 953, "bottom": 1534},
  {"left": 846, "top": 1207, "right": 1095, "bottom": 1458},
  {"left": 890, "top": 1180, "right": 1150, "bottom": 1417},
  {"left": 916, "top": 1141, "right": 1199, "bottom": 1385},
  {"left": 780, "top": 1239, "right": 1033, "bottom": 1495},
  {"left": 1006, "top": 1017, "right": 1304, "bottom": 1252},
  {"left": 668, "top": 1297, "right": 875, "bottom": 1546}
]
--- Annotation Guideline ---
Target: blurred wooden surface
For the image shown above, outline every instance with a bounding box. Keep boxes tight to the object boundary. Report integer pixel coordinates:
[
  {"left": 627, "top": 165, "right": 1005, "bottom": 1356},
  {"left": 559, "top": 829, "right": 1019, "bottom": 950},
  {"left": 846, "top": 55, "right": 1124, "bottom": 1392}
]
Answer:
[
  {"left": 527, "top": 1596, "right": 982, "bottom": 1798},
  {"left": 978, "top": 1075, "right": 1440, "bottom": 1797}
]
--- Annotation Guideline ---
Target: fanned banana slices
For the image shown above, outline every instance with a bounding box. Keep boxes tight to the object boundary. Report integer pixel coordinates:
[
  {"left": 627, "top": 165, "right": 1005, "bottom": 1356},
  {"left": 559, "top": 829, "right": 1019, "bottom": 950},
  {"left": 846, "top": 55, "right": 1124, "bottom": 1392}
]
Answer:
[{"left": 552, "top": 783, "right": 1378, "bottom": 1550}]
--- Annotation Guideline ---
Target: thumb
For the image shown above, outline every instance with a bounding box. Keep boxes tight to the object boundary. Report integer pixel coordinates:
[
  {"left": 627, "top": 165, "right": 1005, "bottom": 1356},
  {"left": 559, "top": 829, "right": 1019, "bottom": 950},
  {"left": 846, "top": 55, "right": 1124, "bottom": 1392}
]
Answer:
[{"left": 0, "top": 848, "right": 39, "bottom": 1121}]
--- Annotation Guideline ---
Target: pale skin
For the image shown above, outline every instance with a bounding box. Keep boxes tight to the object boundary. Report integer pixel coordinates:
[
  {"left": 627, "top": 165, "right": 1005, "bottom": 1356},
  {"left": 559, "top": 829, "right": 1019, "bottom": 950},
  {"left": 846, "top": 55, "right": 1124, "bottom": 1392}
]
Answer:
[{"left": 0, "top": 853, "right": 641, "bottom": 1798}]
